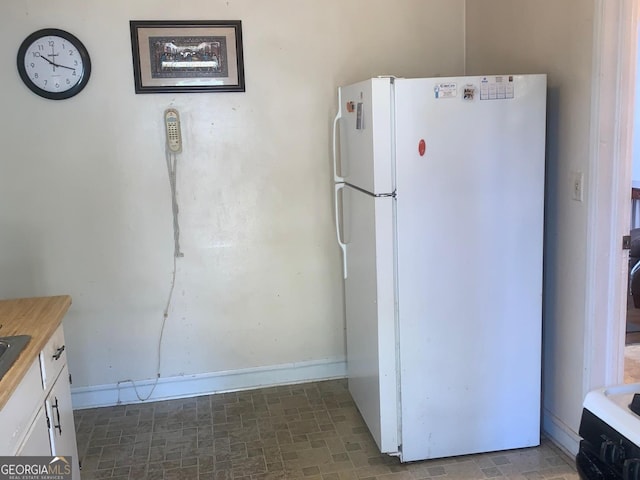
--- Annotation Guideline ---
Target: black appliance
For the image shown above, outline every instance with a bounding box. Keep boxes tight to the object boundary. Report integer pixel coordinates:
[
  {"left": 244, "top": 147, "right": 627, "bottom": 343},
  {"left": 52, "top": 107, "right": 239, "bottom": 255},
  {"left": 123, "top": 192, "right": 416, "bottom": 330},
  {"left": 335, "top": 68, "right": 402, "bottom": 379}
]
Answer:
[{"left": 577, "top": 384, "right": 640, "bottom": 480}]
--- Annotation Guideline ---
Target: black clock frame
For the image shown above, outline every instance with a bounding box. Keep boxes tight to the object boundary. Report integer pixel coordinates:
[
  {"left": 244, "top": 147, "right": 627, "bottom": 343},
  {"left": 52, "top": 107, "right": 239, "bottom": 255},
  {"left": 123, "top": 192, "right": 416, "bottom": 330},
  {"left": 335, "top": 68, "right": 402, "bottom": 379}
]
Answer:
[{"left": 17, "top": 28, "right": 91, "bottom": 100}]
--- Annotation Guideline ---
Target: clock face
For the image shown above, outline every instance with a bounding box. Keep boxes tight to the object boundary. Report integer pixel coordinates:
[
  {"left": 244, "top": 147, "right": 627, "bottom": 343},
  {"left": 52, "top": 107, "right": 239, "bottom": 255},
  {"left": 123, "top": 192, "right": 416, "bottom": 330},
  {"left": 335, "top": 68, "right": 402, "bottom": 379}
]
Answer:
[{"left": 17, "top": 29, "right": 91, "bottom": 100}]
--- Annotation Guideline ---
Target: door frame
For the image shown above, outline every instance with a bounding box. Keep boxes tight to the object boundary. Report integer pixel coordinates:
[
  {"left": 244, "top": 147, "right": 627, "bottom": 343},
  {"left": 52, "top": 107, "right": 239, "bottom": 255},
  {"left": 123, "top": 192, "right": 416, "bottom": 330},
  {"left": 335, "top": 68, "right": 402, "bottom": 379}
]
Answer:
[{"left": 587, "top": 0, "right": 637, "bottom": 394}]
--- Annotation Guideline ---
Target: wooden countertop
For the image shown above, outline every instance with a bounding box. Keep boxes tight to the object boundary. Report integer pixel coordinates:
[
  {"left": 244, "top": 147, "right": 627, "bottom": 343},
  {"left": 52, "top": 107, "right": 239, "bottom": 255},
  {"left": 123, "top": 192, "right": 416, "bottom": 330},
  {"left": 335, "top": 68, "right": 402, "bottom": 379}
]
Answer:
[{"left": 0, "top": 296, "right": 71, "bottom": 409}]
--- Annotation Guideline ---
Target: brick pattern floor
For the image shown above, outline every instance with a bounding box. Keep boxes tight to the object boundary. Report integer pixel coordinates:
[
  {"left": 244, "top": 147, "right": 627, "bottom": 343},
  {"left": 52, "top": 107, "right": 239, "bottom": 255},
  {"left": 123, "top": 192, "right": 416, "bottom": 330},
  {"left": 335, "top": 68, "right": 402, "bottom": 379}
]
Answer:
[{"left": 74, "top": 379, "right": 578, "bottom": 480}]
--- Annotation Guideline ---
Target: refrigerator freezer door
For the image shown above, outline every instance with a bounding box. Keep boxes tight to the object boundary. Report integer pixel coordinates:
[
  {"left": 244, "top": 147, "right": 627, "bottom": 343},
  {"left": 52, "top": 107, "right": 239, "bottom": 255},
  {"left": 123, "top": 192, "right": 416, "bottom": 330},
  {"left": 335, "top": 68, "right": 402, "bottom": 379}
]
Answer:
[
  {"left": 394, "top": 75, "right": 547, "bottom": 461},
  {"left": 341, "top": 185, "right": 399, "bottom": 454},
  {"left": 338, "top": 78, "right": 394, "bottom": 195}
]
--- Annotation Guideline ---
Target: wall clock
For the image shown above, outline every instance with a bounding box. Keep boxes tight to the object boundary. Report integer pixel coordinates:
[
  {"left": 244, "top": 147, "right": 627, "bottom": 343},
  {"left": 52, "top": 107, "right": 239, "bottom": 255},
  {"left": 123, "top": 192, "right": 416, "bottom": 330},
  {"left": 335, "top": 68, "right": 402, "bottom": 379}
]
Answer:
[{"left": 17, "top": 28, "right": 91, "bottom": 100}]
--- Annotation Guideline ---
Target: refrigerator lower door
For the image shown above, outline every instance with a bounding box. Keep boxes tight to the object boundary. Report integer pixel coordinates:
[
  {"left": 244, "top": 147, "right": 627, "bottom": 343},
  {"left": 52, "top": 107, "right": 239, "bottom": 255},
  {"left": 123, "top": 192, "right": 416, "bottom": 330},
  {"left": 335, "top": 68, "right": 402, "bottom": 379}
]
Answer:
[{"left": 342, "top": 185, "right": 399, "bottom": 454}]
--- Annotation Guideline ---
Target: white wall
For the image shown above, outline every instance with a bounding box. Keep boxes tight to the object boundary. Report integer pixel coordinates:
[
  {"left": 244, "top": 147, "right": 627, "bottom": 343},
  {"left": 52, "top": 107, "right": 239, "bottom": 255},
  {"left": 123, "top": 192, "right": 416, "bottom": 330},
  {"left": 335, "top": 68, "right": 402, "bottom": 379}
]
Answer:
[
  {"left": 0, "top": 0, "right": 465, "bottom": 402},
  {"left": 465, "top": 0, "right": 595, "bottom": 453}
]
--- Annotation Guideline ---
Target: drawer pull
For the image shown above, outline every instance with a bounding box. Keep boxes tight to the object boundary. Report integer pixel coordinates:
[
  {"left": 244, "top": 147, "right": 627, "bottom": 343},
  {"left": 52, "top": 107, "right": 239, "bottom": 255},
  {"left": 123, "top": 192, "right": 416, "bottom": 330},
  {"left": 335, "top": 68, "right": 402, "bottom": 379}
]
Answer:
[
  {"left": 52, "top": 397, "right": 62, "bottom": 435},
  {"left": 52, "top": 345, "right": 65, "bottom": 360}
]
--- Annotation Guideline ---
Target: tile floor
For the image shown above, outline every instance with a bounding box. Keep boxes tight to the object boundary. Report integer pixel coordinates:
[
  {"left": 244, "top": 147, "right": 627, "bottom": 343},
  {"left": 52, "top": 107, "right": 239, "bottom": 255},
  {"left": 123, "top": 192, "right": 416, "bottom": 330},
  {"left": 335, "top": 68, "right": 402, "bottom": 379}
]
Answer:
[
  {"left": 74, "top": 379, "right": 578, "bottom": 480},
  {"left": 626, "top": 302, "right": 640, "bottom": 383}
]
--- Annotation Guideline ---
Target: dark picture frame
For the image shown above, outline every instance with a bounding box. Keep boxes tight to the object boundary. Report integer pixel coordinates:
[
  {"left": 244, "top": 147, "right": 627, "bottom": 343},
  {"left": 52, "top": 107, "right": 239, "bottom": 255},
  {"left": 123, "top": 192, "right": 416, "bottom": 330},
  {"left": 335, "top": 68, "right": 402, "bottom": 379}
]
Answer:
[{"left": 129, "top": 20, "right": 245, "bottom": 94}]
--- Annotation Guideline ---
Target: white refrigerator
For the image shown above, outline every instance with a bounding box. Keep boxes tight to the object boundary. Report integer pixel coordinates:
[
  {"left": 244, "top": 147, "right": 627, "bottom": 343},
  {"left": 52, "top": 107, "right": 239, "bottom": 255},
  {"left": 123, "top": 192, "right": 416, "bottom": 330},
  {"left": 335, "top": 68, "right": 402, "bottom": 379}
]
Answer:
[{"left": 332, "top": 75, "right": 546, "bottom": 462}]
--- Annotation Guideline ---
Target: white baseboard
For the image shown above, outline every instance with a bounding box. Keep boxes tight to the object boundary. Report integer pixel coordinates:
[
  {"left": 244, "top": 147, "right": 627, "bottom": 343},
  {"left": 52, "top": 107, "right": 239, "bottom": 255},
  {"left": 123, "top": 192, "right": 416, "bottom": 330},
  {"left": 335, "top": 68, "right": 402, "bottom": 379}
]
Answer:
[
  {"left": 542, "top": 407, "right": 580, "bottom": 456},
  {"left": 71, "top": 358, "right": 347, "bottom": 410}
]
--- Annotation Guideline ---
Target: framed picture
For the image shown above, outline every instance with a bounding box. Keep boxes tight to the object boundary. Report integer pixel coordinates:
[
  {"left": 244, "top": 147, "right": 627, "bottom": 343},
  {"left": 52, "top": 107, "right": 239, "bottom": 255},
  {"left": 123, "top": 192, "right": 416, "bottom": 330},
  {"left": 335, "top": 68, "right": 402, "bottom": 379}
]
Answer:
[{"left": 129, "top": 20, "right": 245, "bottom": 94}]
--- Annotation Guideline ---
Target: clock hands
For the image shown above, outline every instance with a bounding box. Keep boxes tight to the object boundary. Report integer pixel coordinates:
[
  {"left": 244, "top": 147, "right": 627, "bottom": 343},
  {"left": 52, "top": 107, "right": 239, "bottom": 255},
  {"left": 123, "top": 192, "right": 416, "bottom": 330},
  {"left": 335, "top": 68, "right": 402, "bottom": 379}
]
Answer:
[{"left": 36, "top": 52, "right": 76, "bottom": 72}]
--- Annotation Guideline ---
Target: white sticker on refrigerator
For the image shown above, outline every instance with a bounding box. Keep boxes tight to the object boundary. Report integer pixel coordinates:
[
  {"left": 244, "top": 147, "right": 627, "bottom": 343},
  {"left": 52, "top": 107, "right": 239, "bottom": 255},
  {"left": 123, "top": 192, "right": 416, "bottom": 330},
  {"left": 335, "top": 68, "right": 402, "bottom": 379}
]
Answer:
[
  {"left": 434, "top": 83, "right": 457, "bottom": 99},
  {"left": 479, "top": 76, "right": 515, "bottom": 100}
]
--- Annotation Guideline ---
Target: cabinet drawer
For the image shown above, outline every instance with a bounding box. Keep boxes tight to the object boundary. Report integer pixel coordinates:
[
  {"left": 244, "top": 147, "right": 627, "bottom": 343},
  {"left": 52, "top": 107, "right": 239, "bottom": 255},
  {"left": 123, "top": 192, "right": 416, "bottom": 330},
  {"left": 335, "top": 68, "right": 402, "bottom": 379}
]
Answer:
[
  {"left": 40, "top": 325, "right": 67, "bottom": 390},
  {"left": 0, "top": 359, "right": 43, "bottom": 455}
]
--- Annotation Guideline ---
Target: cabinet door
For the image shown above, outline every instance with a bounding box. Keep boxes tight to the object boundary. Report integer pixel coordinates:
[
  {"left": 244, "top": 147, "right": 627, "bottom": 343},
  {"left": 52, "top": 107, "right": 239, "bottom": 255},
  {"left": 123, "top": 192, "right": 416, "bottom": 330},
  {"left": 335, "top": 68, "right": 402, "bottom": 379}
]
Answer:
[
  {"left": 0, "top": 359, "right": 44, "bottom": 455},
  {"left": 17, "top": 407, "right": 51, "bottom": 456},
  {"left": 45, "top": 365, "right": 80, "bottom": 479}
]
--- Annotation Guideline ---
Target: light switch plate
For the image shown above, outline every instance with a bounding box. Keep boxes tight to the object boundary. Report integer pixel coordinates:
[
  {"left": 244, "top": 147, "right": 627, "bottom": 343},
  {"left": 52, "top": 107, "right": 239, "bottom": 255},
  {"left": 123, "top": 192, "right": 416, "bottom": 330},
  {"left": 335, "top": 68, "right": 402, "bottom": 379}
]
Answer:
[{"left": 572, "top": 171, "right": 584, "bottom": 202}]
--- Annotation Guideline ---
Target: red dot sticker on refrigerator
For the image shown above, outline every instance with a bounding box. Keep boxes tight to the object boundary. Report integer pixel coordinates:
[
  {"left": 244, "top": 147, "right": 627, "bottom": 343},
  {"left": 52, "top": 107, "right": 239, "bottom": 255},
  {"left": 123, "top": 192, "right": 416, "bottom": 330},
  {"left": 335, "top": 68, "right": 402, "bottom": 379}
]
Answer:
[{"left": 418, "top": 139, "right": 426, "bottom": 156}]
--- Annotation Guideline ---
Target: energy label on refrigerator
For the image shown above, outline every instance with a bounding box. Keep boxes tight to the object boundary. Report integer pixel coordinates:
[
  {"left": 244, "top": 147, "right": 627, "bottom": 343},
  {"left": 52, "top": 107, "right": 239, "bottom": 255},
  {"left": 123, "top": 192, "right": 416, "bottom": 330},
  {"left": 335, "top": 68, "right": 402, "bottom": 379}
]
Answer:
[{"left": 480, "top": 75, "right": 515, "bottom": 100}]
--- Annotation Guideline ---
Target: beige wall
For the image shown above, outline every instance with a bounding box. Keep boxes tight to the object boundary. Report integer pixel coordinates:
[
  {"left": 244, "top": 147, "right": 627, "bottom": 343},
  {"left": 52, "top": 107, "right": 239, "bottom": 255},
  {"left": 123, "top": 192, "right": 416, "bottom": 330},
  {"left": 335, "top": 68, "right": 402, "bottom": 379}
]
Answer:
[
  {"left": 0, "top": 1, "right": 465, "bottom": 396},
  {"left": 466, "top": 0, "right": 595, "bottom": 450}
]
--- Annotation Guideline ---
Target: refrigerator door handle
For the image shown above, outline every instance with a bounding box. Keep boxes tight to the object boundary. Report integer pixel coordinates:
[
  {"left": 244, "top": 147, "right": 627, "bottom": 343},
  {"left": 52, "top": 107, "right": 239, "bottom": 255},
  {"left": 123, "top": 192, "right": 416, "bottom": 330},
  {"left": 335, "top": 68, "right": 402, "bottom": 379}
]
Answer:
[
  {"left": 334, "top": 183, "right": 347, "bottom": 279},
  {"left": 333, "top": 101, "right": 345, "bottom": 183}
]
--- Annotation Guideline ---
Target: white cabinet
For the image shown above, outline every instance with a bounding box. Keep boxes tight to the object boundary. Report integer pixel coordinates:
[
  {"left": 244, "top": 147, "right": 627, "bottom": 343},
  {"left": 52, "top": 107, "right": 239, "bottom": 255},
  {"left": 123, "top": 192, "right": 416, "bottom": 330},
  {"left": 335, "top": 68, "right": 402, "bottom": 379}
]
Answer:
[
  {"left": 18, "top": 408, "right": 50, "bottom": 455},
  {"left": 40, "top": 325, "right": 67, "bottom": 390},
  {"left": 0, "top": 360, "right": 42, "bottom": 456},
  {"left": 1, "top": 325, "right": 81, "bottom": 479},
  {"left": 0, "top": 359, "right": 43, "bottom": 454},
  {"left": 45, "top": 364, "right": 80, "bottom": 479}
]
